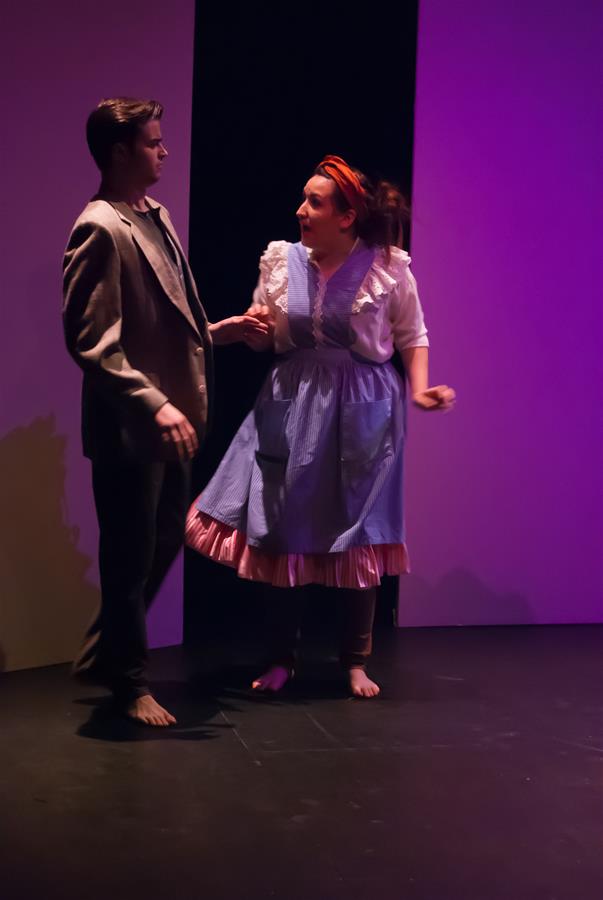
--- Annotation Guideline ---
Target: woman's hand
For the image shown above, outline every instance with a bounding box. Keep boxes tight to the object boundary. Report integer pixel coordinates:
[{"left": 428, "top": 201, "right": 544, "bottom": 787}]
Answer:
[
  {"left": 412, "top": 385, "right": 456, "bottom": 412},
  {"left": 244, "top": 303, "right": 272, "bottom": 324},
  {"left": 208, "top": 315, "right": 269, "bottom": 346},
  {"left": 242, "top": 304, "right": 275, "bottom": 351}
]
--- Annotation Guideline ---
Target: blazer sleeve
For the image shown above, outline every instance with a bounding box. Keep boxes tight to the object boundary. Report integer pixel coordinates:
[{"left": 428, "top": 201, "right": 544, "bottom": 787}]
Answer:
[{"left": 62, "top": 220, "right": 168, "bottom": 416}]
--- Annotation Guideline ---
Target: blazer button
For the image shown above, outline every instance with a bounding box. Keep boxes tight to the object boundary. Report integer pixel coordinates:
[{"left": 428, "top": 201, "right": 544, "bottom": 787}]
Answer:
[
  {"left": 198, "top": 384, "right": 206, "bottom": 394},
  {"left": 194, "top": 346, "right": 204, "bottom": 355}
]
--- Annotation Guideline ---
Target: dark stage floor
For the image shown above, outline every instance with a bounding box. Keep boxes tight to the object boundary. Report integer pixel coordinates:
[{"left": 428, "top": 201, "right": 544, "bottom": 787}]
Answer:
[{"left": 1, "top": 625, "right": 602, "bottom": 900}]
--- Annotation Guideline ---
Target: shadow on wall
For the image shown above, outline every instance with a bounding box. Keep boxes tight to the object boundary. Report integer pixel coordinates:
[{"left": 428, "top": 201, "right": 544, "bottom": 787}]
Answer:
[
  {"left": 398, "top": 568, "right": 534, "bottom": 627},
  {"left": 0, "top": 416, "right": 99, "bottom": 672}
]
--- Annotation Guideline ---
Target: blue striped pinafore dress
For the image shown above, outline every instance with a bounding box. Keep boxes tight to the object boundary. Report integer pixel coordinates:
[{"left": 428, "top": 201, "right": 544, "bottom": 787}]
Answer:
[{"left": 187, "top": 241, "right": 409, "bottom": 588}]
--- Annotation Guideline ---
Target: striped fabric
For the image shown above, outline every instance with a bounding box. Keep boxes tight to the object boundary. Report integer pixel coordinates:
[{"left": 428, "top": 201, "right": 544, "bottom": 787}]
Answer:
[
  {"left": 187, "top": 241, "right": 410, "bottom": 588},
  {"left": 186, "top": 507, "right": 410, "bottom": 589}
]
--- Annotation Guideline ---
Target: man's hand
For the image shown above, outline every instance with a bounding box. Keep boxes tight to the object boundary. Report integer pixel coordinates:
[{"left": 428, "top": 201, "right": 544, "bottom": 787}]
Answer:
[
  {"left": 412, "top": 385, "right": 456, "bottom": 412},
  {"left": 209, "top": 315, "right": 269, "bottom": 346},
  {"left": 154, "top": 403, "right": 199, "bottom": 460}
]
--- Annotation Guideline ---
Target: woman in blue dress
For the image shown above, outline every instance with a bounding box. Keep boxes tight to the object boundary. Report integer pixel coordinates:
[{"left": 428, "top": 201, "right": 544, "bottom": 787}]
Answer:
[{"left": 187, "top": 156, "right": 455, "bottom": 697}]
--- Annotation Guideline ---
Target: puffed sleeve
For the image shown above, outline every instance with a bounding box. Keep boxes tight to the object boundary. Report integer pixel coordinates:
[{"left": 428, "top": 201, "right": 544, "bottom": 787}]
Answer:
[
  {"left": 390, "top": 266, "right": 429, "bottom": 353},
  {"left": 248, "top": 240, "right": 290, "bottom": 313}
]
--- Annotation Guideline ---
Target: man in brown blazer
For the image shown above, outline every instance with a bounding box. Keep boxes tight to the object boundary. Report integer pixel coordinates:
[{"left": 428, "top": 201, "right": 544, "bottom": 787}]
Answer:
[{"left": 63, "top": 98, "right": 265, "bottom": 726}]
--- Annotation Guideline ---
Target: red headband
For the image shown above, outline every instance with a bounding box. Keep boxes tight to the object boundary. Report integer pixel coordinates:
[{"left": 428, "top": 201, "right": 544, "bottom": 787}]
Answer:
[{"left": 318, "top": 155, "right": 367, "bottom": 219}]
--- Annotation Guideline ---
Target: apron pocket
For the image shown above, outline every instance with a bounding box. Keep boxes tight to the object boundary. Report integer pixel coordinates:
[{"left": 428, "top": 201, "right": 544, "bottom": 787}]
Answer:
[
  {"left": 339, "top": 398, "right": 394, "bottom": 526},
  {"left": 255, "top": 399, "right": 292, "bottom": 474},
  {"left": 340, "top": 398, "right": 393, "bottom": 465}
]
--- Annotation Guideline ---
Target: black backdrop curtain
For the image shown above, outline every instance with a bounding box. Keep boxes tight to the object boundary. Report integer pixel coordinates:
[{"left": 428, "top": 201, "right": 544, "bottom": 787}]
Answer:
[{"left": 184, "top": 1, "right": 419, "bottom": 647}]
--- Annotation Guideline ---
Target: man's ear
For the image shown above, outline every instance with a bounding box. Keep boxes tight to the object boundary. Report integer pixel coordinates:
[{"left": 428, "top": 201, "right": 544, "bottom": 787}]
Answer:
[{"left": 112, "top": 142, "right": 129, "bottom": 167}]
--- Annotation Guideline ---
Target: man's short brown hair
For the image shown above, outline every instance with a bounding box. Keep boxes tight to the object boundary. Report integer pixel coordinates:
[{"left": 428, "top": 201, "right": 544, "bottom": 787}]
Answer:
[{"left": 86, "top": 97, "right": 163, "bottom": 171}]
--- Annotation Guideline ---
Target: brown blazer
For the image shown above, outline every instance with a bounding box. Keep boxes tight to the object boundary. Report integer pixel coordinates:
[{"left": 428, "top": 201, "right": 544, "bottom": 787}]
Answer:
[{"left": 63, "top": 196, "right": 213, "bottom": 462}]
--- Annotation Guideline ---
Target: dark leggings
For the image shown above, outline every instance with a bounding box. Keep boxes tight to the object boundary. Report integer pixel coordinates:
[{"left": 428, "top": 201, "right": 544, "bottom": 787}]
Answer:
[{"left": 265, "top": 586, "right": 377, "bottom": 671}]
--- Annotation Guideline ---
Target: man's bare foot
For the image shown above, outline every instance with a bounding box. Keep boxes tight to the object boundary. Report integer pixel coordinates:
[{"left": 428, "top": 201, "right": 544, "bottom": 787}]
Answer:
[
  {"left": 251, "top": 665, "right": 293, "bottom": 692},
  {"left": 126, "top": 694, "right": 177, "bottom": 726},
  {"left": 348, "top": 668, "right": 380, "bottom": 698}
]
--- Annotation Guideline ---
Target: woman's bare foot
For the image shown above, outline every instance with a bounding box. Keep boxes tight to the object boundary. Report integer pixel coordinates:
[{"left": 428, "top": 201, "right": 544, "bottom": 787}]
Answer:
[
  {"left": 126, "top": 694, "right": 177, "bottom": 726},
  {"left": 348, "top": 668, "right": 380, "bottom": 698},
  {"left": 251, "top": 665, "right": 293, "bottom": 692}
]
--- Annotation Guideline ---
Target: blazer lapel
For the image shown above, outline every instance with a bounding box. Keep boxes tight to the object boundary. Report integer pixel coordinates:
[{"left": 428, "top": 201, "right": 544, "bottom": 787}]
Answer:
[
  {"left": 153, "top": 203, "right": 209, "bottom": 330},
  {"left": 111, "top": 201, "right": 202, "bottom": 341}
]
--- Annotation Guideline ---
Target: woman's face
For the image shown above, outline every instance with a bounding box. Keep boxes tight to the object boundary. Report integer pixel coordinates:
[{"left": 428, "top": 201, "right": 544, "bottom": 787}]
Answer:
[{"left": 296, "top": 175, "right": 356, "bottom": 250}]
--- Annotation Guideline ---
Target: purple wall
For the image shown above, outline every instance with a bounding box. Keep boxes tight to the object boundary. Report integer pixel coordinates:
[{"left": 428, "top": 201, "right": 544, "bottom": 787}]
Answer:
[
  {"left": 400, "top": 0, "right": 603, "bottom": 625},
  {"left": 0, "top": 1, "right": 195, "bottom": 670}
]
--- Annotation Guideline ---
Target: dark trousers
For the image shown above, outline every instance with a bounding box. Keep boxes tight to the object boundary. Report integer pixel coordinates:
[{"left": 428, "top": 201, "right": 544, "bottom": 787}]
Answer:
[
  {"left": 265, "top": 586, "right": 377, "bottom": 671},
  {"left": 73, "top": 459, "right": 191, "bottom": 703}
]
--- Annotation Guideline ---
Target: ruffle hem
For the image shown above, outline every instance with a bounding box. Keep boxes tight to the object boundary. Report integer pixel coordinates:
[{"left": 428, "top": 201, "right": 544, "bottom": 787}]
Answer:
[{"left": 185, "top": 507, "right": 410, "bottom": 589}]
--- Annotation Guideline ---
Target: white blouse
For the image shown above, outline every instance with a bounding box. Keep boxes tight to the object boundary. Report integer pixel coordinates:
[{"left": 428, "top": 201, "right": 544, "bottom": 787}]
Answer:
[{"left": 250, "top": 240, "right": 429, "bottom": 362}]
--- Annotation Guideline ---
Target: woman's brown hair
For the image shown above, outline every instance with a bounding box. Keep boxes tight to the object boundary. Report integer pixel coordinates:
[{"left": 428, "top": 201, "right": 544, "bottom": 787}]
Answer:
[{"left": 314, "top": 162, "right": 410, "bottom": 254}]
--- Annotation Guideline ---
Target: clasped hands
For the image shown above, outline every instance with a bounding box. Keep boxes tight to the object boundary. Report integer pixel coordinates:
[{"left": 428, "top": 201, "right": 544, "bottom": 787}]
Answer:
[
  {"left": 209, "top": 306, "right": 274, "bottom": 348},
  {"left": 241, "top": 304, "right": 274, "bottom": 351}
]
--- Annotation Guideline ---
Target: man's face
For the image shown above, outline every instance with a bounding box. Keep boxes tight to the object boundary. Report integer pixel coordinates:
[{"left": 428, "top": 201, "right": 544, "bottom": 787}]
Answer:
[{"left": 119, "top": 118, "right": 168, "bottom": 187}]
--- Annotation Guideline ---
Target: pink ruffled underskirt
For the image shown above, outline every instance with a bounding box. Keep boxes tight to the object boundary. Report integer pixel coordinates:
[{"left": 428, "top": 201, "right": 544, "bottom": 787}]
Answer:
[{"left": 185, "top": 508, "right": 410, "bottom": 589}]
